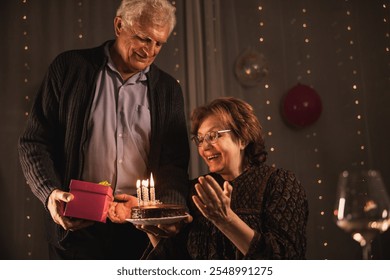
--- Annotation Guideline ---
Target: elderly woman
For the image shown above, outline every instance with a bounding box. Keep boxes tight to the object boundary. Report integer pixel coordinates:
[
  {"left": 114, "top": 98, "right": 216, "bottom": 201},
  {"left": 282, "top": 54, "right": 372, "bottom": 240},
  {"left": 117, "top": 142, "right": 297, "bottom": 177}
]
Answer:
[{"left": 142, "top": 97, "right": 308, "bottom": 259}]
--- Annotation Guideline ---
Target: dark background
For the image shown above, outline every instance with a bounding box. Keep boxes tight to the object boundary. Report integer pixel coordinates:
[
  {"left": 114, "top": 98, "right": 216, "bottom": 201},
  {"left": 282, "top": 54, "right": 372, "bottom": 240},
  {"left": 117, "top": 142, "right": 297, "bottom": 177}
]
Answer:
[{"left": 1, "top": 0, "right": 389, "bottom": 260}]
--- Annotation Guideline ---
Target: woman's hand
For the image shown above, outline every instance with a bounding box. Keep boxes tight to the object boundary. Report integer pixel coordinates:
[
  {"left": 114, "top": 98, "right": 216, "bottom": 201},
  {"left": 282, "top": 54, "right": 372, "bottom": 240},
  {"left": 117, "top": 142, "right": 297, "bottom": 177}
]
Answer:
[
  {"left": 135, "top": 214, "right": 193, "bottom": 247},
  {"left": 192, "top": 175, "right": 234, "bottom": 225},
  {"left": 192, "top": 175, "right": 255, "bottom": 255}
]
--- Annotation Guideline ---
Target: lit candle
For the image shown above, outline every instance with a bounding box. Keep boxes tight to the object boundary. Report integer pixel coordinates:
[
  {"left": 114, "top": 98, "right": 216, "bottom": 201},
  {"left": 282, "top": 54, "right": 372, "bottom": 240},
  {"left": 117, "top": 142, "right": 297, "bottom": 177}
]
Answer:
[
  {"left": 136, "top": 179, "right": 142, "bottom": 206},
  {"left": 150, "top": 173, "right": 155, "bottom": 205},
  {"left": 142, "top": 179, "right": 149, "bottom": 205}
]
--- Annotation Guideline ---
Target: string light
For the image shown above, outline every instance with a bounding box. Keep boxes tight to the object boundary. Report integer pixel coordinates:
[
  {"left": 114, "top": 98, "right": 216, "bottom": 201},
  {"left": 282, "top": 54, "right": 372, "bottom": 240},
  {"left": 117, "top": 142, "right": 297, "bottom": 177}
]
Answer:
[
  {"left": 170, "top": 1, "right": 180, "bottom": 82},
  {"left": 21, "top": 0, "right": 33, "bottom": 258},
  {"left": 257, "top": 2, "right": 276, "bottom": 167},
  {"left": 77, "top": 1, "right": 84, "bottom": 40},
  {"left": 293, "top": 3, "right": 328, "bottom": 255},
  {"left": 297, "top": 7, "right": 313, "bottom": 82},
  {"left": 382, "top": 3, "right": 390, "bottom": 71},
  {"left": 342, "top": 0, "right": 367, "bottom": 168}
]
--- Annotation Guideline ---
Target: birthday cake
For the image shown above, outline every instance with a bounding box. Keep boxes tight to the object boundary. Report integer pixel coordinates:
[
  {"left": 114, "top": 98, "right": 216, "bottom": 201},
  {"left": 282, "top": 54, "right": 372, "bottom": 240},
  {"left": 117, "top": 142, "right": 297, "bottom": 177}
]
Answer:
[
  {"left": 131, "top": 204, "right": 186, "bottom": 219},
  {"left": 131, "top": 174, "right": 186, "bottom": 220}
]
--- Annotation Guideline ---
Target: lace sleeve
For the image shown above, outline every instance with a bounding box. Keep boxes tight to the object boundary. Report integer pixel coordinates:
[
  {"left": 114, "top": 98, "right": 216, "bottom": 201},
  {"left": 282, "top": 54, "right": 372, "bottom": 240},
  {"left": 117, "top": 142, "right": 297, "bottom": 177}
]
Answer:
[{"left": 245, "top": 169, "right": 309, "bottom": 259}]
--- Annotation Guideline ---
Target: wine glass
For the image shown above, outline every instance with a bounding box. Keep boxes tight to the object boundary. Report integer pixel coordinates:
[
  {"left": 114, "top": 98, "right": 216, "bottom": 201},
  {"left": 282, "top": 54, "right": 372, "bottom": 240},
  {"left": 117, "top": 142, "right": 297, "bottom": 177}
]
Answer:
[{"left": 334, "top": 169, "right": 390, "bottom": 259}]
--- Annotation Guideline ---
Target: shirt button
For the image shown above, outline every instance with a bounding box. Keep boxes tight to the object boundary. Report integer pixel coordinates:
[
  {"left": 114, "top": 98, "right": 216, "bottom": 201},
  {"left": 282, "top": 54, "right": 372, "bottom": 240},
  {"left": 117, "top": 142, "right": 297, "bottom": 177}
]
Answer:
[
  {"left": 118, "top": 133, "right": 123, "bottom": 137},
  {"left": 118, "top": 159, "right": 123, "bottom": 164}
]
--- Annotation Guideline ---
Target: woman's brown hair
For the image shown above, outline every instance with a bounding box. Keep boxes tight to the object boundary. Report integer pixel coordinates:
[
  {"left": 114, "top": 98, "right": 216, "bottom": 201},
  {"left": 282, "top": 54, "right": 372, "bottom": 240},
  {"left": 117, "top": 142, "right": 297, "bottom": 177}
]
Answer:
[{"left": 191, "top": 97, "right": 267, "bottom": 167}]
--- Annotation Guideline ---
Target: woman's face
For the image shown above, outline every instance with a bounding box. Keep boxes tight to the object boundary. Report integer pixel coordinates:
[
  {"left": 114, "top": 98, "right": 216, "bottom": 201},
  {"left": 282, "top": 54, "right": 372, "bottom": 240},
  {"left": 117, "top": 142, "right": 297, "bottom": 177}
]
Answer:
[
  {"left": 196, "top": 115, "right": 246, "bottom": 181},
  {"left": 112, "top": 17, "right": 170, "bottom": 79}
]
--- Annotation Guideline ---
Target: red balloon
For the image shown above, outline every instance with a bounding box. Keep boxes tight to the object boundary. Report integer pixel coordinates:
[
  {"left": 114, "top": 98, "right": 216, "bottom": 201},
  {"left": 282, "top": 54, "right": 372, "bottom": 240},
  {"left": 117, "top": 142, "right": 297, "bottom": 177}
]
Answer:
[{"left": 281, "top": 83, "right": 322, "bottom": 128}]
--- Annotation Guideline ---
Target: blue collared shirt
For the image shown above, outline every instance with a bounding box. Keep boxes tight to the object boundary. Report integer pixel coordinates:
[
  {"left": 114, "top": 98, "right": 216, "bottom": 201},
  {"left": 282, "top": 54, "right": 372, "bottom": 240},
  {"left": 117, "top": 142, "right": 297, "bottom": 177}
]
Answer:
[{"left": 81, "top": 42, "right": 151, "bottom": 195}]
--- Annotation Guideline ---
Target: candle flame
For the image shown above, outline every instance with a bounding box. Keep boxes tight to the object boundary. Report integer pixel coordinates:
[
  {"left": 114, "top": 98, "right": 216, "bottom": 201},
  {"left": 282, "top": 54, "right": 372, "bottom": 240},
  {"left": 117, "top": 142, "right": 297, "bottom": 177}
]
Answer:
[{"left": 150, "top": 173, "right": 154, "bottom": 187}]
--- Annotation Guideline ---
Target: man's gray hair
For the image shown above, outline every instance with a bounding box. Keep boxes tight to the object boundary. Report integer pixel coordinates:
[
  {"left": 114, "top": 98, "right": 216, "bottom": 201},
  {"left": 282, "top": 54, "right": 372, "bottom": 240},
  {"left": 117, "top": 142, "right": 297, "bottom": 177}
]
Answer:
[{"left": 116, "top": 0, "right": 176, "bottom": 34}]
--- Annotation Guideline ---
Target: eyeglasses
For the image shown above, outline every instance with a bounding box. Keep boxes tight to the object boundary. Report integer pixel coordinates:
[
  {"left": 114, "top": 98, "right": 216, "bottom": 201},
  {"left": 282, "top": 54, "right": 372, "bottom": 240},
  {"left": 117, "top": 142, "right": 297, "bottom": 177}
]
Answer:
[{"left": 191, "top": 130, "right": 231, "bottom": 147}]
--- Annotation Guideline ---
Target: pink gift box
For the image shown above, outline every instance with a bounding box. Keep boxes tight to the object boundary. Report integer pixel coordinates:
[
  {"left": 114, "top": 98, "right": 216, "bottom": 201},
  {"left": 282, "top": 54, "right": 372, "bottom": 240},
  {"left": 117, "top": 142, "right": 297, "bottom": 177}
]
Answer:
[{"left": 63, "top": 179, "right": 113, "bottom": 223}]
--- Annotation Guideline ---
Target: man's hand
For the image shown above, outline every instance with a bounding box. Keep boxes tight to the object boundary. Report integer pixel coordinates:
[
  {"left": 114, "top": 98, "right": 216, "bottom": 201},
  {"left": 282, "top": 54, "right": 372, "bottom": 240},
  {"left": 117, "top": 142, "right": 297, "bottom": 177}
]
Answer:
[
  {"left": 47, "top": 189, "right": 94, "bottom": 231},
  {"left": 108, "top": 193, "right": 138, "bottom": 223}
]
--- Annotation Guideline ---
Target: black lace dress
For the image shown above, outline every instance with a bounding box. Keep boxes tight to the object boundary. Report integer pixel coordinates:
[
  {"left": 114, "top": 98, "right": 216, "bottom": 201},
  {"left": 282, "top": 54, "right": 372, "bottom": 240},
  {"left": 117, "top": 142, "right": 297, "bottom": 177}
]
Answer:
[{"left": 142, "top": 163, "right": 308, "bottom": 259}]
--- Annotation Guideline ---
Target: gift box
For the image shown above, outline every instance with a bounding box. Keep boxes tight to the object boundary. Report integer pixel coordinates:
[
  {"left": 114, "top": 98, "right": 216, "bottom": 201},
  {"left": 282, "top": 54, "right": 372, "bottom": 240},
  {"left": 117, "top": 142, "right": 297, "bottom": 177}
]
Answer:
[{"left": 63, "top": 179, "right": 113, "bottom": 223}]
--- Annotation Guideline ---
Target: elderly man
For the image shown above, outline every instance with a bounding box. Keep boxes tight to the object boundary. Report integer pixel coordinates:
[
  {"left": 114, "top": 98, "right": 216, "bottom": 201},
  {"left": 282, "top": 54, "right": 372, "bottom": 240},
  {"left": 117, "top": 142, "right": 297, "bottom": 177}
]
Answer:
[{"left": 19, "top": 0, "right": 189, "bottom": 260}]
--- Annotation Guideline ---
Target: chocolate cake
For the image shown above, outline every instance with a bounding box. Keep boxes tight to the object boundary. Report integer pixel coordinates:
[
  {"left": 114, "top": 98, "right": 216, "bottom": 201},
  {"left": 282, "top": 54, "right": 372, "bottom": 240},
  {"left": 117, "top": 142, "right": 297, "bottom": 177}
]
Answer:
[{"left": 131, "top": 203, "right": 186, "bottom": 219}]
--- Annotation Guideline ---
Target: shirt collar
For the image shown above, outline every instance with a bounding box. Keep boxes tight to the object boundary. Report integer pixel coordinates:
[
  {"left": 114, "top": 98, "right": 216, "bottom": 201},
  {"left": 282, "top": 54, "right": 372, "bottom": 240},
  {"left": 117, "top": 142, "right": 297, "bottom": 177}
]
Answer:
[{"left": 104, "top": 42, "right": 149, "bottom": 84}]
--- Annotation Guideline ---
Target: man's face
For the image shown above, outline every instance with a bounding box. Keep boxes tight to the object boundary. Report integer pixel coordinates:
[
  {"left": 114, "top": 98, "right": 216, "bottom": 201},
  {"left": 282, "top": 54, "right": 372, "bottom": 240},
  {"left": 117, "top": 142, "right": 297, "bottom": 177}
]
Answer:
[{"left": 113, "top": 17, "right": 170, "bottom": 77}]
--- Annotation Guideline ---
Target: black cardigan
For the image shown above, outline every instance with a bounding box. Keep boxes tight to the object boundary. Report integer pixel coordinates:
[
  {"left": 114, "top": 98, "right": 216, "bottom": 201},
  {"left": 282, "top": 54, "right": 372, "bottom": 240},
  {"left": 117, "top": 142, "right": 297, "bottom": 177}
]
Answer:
[{"left": 18, "top": 41, "right": 190, "bottom": 247}]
